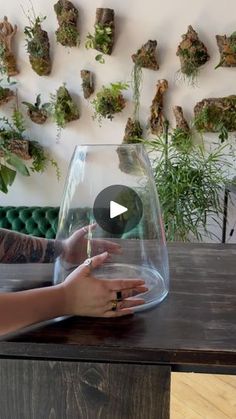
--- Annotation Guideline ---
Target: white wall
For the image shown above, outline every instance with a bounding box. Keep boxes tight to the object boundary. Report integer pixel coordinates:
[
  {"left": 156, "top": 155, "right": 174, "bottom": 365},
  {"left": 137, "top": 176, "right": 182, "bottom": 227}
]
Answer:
[{"left": 0, "top": 0, "right": 236, "bottom": 240}]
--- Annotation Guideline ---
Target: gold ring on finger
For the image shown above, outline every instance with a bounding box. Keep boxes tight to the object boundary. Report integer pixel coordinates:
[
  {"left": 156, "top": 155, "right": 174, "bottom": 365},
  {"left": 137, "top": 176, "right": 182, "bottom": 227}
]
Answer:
[{"left": 111, "top": 300, "right": 118, "bottom": 311}]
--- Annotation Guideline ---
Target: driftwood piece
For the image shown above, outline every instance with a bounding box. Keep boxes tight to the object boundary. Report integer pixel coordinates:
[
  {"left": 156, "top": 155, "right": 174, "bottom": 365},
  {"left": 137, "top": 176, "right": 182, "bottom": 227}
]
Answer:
[
  {"left": 132, "top": 40, "right": 159, "bottom": 70},
  {"left": 123, "top": 118, "right": 143, "bottom": 144},
  {"left": 216, "top": 33, "right": 236, "bottom": 68},
  {"left": 150, "top": 79, "right": 168, "bottom": 136},
  {"left": 0, "top": 87, "right": 15, "bottom": 106},
  {"left": 0, "top": 139, "right": 31, "bottom": 160},
  {"left": 54, "top": 0, "right": 79, "bottom": 47},
  {"left": 27, "top": 25, "right": 51, "bottom": 76},
  {"left": 173, "top": 106, "right": 190, "bottom": 132},
  {"left": 194, "top": 96, "right": 236, "bottom": 132},
  {"left": 177, "top": 25, "right": 209, "bottom": 77},
  {"left": 0, "top": 17, "right": 18, "bottom": 76},
  {"left": 95, "top": 8, "right": 115, "bottom": 54},
  {"left": 81, "top": 70, "right": 94, "bottom": 99}
]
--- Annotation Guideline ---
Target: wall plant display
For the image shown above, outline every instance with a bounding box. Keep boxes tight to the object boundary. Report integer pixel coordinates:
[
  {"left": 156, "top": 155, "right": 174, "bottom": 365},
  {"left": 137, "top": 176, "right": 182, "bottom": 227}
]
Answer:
[
  {"left": 81, "top": 70, "right": 94, "bottom": 99},
  {"left": 132, "top": 40, "right": 159, "bottom": 70},
  {"left": 54, "top": 0, "right": 80, "bottom": 47},
  {"left": 144, "top": 122, "right": 234, "bottom": 242},
  {"left": 0, "top": 108, "right": 59, "bottom": 193},
  {"left": 215, "top": 32, "right": 236, "bottom": 68},
  {"left": 24, "top": 11, "right": 51, "bottom": 76},
  {"left": 123, "top": 64, "right": 143, "bottom": 144},
  {"left": 91, "top": 82, "right": 128, "bottom": 125},
  {"left": 149, "top": 79, "right": 168, "bottom": 136},
  {"left": 49, "top": 84, "right": 79, "bottom": 130},
  {"left": 85, "top": 8, "right": 115, "bottom": 63},
  {"left": 194, "top": 95, "right": 236, "bottom": 141},
  {"left": 22, "top": 94, "right": 49, "bottom": 125},
  {"left": 0, "top": 16, "right": 18, "bottom": 77},
  {"left": 177, "top": 25, "right": 209, "bottom": 85}
]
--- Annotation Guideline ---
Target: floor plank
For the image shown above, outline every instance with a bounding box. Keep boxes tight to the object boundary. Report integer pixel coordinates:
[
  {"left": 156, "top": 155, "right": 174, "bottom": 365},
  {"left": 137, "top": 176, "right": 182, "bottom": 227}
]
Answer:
[{"left": 171, "top": 373, "right": 236, "bottom": 419}]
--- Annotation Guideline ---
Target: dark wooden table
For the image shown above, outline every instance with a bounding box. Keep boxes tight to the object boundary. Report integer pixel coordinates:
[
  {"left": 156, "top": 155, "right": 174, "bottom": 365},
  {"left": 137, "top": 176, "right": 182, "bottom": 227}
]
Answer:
[{"left": 0, "top": 243, "right": 235, "bottom": 419}]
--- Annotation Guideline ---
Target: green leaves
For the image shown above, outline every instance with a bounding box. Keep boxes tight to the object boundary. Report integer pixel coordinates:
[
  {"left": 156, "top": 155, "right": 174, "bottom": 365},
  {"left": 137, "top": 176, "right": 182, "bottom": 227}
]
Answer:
[
  {"left": 92, "top": 82, "right": 128, "bottom": 125},
  {"left": 6, "top": 154, "right": 29, "bottom": 176},
  {"left": 85, "top": 24, "right": 113, "bottom": 63}
]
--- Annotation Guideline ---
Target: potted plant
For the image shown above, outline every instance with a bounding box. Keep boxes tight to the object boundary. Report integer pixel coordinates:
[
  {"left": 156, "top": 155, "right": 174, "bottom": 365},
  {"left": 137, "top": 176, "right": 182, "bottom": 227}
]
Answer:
[
  {"left": 22, "top": 94, "right": 49, "bottom": 124},
  {"left": 85, "top": 8, "right": 115, "bottom": 63},
  {"left": 0, "top": 108, "right": 59, "bottom": 193},
  {"left": 0, "top": 16, "right": 18, "bottom": 77},
  {"left": 23, "top": 9, "right": 51, "bottom": 76},
  {"left": 54, "top": 0, "right": 80, "bottom": 47},
  {"left": 91, "top": 82, "right": 128, "bottom": 125}
]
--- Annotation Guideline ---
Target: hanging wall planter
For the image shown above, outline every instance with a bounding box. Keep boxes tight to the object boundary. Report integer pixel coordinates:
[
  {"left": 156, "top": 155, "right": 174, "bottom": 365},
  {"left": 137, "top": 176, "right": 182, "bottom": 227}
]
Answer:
[
  {"left": 132, "top": 40, "right": 159, "bottom": 70},
  {"left": 24, "top": 15, "right": 51, "bottom": 76},
  {"left": 85, "top": 8, "right": 115, "bottom": 63},
  {"left": 194, "top": 96, "right": 236, "bottom": 141},
  {"left": 215, "top": 32, "right": 236, "bottom": 68},
  {"left": 91, "top": 82, "right": 128, "bottom": 125},
  {"left": 54, "top": 0, "right": 80, "bottom": 47},
  {"left": 172, "top": 106, "right": 192, "bottom": 151},
  {"left": 22, "top": 94, "right": 49, "bottom": 125},
  {"left": 123, "top": 118, "right": 143, "bottom": 144},
  {"left": 123, "top": 64, "right": 143, "bottom": 144},
  {"left": 0, "top": 16, "right": 18, "bottom": 77},
  {"left": 149, "top": 79, "right": 168, "bottom": 136},
  {"left": 49, "top": 84, "right": 79, "bottom": 130},
  {"left": 81, "top": 70, "right": 94, "bottom": 99},
  {"left": 0, "top": 84, "right": 15, "bottom": 106},
  {"left": 177, "top": 26, "right": 209, "bottom": 85}
]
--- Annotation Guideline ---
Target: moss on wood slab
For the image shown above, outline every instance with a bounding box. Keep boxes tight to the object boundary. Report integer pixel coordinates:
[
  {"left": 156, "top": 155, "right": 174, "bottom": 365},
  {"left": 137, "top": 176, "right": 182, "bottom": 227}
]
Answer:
[
  {"left": 150, "top": 79, "right": 168, "bottom": 136},
  {"left": 53, "top": 85, "right": 79, "bottom": 128},
  {"left": 0, "top": 86, "right": 14, "bottom": 106},
  {"left": 123, "top": 118, "right": 143, "bottom": 143},
  {"left": 54, "top": 0, "right": 80, "bottom": 47},
  {"left": 216, "top": 32, "right": 236, "bottom": 68},
  {"left": 27, "top": 24, "right": 51, "bottom": 76},
  {"left": 132, "top": 40, "right": 159, "bottom": 70},
  {"left": 0, "top": 17, "right": 18, "bottom": 76},
  {"left": 173, "top": 106, "right": 190, "bottom": 132},
  {"left": 81, "top": 70, "right": 94, "bottom": 99},
  {"left": 194, "top": 96, "right": 236, "bottom": 132}
]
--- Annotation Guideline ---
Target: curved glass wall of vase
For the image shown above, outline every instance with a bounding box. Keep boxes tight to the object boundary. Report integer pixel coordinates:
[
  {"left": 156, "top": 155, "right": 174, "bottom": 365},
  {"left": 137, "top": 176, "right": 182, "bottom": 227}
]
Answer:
[{"left": 54, "top": 144, "right": 169, "bottom": 311}]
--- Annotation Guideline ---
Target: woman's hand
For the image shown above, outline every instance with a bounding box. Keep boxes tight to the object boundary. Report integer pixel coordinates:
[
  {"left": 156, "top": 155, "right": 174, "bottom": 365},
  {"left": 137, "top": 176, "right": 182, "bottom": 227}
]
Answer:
[
  {"left": 62, "top": 224, "right": 122, "bottom": 265},
  {"left": 61, "top": 252, "right": 148, "bottom": 317}
]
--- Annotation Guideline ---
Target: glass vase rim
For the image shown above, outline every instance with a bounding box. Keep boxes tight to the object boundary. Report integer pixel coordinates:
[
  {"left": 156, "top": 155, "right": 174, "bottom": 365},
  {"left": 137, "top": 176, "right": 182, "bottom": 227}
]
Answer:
[{"left": 76, "top": 143, "right": 145, "bottom": 148}]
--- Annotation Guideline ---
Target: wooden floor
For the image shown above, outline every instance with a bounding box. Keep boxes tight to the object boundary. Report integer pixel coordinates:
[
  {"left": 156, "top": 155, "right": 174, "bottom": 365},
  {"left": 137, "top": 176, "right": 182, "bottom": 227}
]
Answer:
[{"left": 171, "top": 373, "right": 236, "bottom": 419}]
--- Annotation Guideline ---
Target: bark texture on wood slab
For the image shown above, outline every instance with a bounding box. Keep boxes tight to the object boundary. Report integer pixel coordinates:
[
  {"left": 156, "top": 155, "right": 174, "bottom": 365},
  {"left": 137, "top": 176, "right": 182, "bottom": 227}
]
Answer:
[
  {"left": 27, "top": 26, "right": 51, "bottom": 76},
  {"left": 54, "top": 0, "right": 79, "bottom": 47},
  {"left": 0, "top": 139, "right": 31, "bottom": 160},
  {"left": 0, "top": 17, "right": 18, "bottom": 76},
  {"left": 177, "top": 26, "right": 209, "bottom": 77},
  {"left": 216, "top": 33, "right": 236, "bottom": 68},
  {"left": 132, "top": 40, "right": 159, "bottom": 70},
  {"left": 28, "top": 109, "right": 48, "bottom": 125},
  {"left": 123, "top": 118, "right": 143, "bottom": 143},
  {"left": 95, "top": 8, "right": 115, "bottom": 55},
  {"left": 194, "top": 96, "right": 236, "bottom": 132},
  {"left": 81, "top": 70, "right": 94, "bottom": 99},
  {"left": 0, "top": 87, "right": 14, "bottom": 106},
  {"left": 173, "top": 106, "right": 190, "bottom": 132},
  {"left": 150, "top": 79, "right": 168, "bottom": 136}
]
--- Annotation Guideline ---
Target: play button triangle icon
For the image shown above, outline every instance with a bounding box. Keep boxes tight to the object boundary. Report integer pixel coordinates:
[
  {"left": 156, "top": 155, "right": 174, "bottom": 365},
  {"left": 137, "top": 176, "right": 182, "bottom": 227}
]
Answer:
[{"left": 110, "top": 201, "right": 128, "bottom": 219}]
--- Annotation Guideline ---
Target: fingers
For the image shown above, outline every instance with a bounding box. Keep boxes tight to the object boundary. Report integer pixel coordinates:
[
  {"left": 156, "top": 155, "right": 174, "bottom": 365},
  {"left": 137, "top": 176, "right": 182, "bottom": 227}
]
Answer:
[
  {"left": 92, "top": 239, "right": 122, "bottom": 255},
  {"left": 108, "top": 279, "right": 146, "bottom": 291},
  {"left": 79, "top": 251, "right": 109, "bottom": 275},
  {"left": 106, "top": 298, "right": 145, "bottom": 312},
  {"left": 111, "top": 285, "right": 148, "bottom": 300}
]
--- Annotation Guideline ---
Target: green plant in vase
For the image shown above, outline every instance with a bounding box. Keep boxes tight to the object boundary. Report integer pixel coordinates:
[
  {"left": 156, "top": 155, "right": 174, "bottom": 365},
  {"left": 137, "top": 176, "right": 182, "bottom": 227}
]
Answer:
[
  {"left": 0, "top": 108, "right": 60, "bottom": 193},
  {"left": 91, "top": 82, "right": 128, "bottom": 125},
  {"left": 22, "top": 94, "right": 50, "bottom": 125},
  {"left": 23, "top": 6, "right": 51, "bottom": 76}
]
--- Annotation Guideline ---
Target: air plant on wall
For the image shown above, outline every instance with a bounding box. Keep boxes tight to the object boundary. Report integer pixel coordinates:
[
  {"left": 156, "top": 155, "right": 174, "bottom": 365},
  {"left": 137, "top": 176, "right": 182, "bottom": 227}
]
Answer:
[
  {"left": 54, "top": 0, "right": 80, "bottom": 47},
  {"left": 23, "top": 5, "right": 51, "bottom": 76},
  {"left": 123, "top": 64, "right": 143, "bottom": 144},
  {"left": 176, "top": 25, "right": 209, "bottom": 86},
  {"left": 0, "top": 16, "right": 18, "bottom": 77},
  {"left": 22, "top": 94, "right": 50, "bottom": 125},
  {"left": 85, "top": 8, "right": 115, "bottom": 63},
  {"left": 91, "top": 82, "right": 128, "bottom": 125}
]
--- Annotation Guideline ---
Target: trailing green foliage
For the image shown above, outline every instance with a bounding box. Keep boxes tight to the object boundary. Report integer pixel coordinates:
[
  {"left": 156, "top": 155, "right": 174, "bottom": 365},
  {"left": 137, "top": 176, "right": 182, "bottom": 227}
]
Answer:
[
  {"left": 92, "top": 82, "right": 128, "bottom": 125},
  {"left": 143, "top": 125, "right": 234, "bottom": 242},
  {"left": 48, "top": 85, "right": 79, "bottom": 130},
  {"left": 85, "top": 24, "right": 113, "bottom": 63}
]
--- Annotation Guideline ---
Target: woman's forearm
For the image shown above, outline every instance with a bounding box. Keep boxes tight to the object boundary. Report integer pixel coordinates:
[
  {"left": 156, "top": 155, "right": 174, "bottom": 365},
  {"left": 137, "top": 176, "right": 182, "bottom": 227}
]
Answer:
[
  {"left": 0, "top": 229, "right": 63, "bottom": 263},
  {"left": 0, "top": 285, "right": 66, "bottom": 336}
]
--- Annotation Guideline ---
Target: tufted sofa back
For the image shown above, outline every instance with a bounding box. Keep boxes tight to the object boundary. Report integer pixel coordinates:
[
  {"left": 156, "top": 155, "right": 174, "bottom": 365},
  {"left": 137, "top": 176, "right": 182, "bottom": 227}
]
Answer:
[{"left": 0, "top": 207, "right": 59, "bottom": 239}]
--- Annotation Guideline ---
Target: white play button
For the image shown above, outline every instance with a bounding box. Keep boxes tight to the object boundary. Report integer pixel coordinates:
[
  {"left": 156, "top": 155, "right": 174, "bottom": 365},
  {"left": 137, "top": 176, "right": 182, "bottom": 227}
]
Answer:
[{"left": 110, "top": 201, "right": 128, "bottom": 219}]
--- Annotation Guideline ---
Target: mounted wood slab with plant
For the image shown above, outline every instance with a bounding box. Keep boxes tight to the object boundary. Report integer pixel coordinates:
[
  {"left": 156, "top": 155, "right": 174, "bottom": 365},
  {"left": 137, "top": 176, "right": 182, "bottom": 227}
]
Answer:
[
  {"left": 81, "top": 70, "right": 94, "bottom": 99},
  {"left": 0, "top": 16, "right": 18, "bottom": 77},
  {"left": 150, "top": 79, "right": 168, "bottom": 136},
  {"left": 194, "top": 95, "right": 236, "bottom": 141},
  {"left": 85, "top": 8, "right": 115, "bottom": 63},
  {"left": 215, "top": 32, "right": 236, "bottom": 68},
  {"left": 0, "top": 82, "right": 15, "bottom": 107},
  {"left": 123, "top": 64, "right": 143, "bottom": 144},
  {"left": 22, "top": 94, "right": 49, "bottom": 125},
  {"left": 132, "top": 40, "right": 159, "bottom": 70},
  {"left": 177, "top": 25, "right": 209, "bottom": 85},
  {"left": 0, "top": 109, "right": 59, "bottom": 193},
  {"left": 54, "top": 0, "right": 80, "bottom": 47},
  {"left": 92, "top": 82, "right": 128, "bottom": 125},
  {"left": 24, "top": 12, "right": 51, "bottom": 76},
  {"left": 49, "top": 84, "right": 79, "bottom": 130},
  {"left": 172, "top": 106, "right": 192, "bottom": 151}
]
